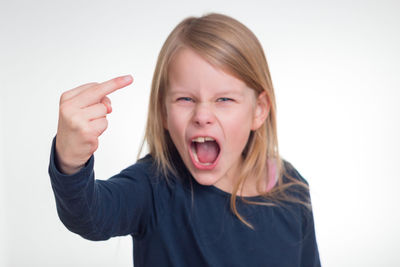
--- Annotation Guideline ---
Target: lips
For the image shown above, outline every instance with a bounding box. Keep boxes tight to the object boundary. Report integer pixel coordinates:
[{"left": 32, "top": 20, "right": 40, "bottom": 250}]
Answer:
[{"left": 188, "top": 135, "right": 221, "bottom": 170}]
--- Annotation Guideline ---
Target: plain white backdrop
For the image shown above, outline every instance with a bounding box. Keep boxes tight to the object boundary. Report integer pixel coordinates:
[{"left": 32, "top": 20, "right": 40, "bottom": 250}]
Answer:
[{"left": 1, "top": 0, "right": 400, "bottom": 266}]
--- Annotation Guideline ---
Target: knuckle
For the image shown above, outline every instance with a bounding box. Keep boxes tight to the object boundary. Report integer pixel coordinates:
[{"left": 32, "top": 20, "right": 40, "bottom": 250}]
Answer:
[
  {"left": 105, "top": 80, "right": 117, "bottom": 91},
  {"left": 100, "top": 103, "right": 108, "bottom": 113},
  {"left": 96, "top": 118, "right": 108, "bottom": 136},
  {"left": 109, "top": 79, "right": 118, "bottom": 87},
  {"left": 69, "top": 113, "right": 84, "bottom": 131},
  {"left": 90, "top": 141, "right": 99, "bottom": 154},
  {"left": 59, "top": 104, "right": 72, "bottom": 119},
  {"left": 87, "top": 134, "right": 97, "bottom": 145},
  {"left": 96, "top": 117, "right": 107, "bottom": 131},
  {"left": 102, "top": 118, "right": 109, "bottom": 129},
  {"left": 60, "top": 91, "right": 69, "bottom": 104},
  {"left": 79, "top": 124, "right": 93, "bottom": 137}
]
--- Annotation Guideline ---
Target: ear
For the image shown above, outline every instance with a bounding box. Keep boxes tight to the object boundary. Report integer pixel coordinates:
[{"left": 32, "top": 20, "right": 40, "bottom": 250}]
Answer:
[{"left": 251, "top": 91, "right": 270, "bottom": 131}]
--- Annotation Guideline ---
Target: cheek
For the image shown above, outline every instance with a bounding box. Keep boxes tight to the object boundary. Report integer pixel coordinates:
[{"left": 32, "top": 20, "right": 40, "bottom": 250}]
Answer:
[
  {"left": 165, "top": 108, "right": 188, "bottom": 142},
  {"left": 220, "top": 108, "right": 253, "bottom": 146},
  {"left": 165, "top": 119, "right": 184, "bottom": 155},
  {"left": 222, "top": 105, "right": 253, "bottom": 128}
]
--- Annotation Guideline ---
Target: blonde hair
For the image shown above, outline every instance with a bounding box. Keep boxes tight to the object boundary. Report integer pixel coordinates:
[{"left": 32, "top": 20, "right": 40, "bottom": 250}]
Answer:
[{"left": 139, "top": 13, "right": 309, "bottom": 229}]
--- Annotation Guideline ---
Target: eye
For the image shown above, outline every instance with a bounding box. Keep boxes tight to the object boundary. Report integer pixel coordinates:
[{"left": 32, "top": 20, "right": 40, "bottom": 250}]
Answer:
[
  {"left": 217, "top": 97, "right": 234, "bottom": 102},
  {"left": 177, "top": 97, "right": 194, "bottom": 102}
]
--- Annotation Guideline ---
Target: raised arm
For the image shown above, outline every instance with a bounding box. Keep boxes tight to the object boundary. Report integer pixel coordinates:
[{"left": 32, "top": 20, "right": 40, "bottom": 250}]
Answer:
[{"left": 48, "top": 75, "right": 156, "bottom": 241}]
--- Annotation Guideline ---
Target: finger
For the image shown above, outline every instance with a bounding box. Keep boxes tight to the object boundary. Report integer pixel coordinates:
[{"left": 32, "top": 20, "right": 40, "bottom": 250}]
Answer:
[
  {"left": 101, "top": 96, "right": 112, "bottom": 113},
  {"left": 75, "top": 75, "right": 133, "bottom": 108},
  {"left": 102, "top": 96, "right": 111, "bottom": 105},
  {"left": 82, "top": 103, "right": 109, "bottom": 121},
  {"left": 60, "top": 82, "right": 98, "bottom": 105},
  {"left": 88, "top": 117, "right": 108, "bottom": 136}
]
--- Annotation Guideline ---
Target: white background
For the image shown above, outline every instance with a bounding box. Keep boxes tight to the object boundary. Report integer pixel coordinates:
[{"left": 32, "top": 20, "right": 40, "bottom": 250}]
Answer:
[{"left": 1, "top": 0, "right": 400, "bottom": 266}]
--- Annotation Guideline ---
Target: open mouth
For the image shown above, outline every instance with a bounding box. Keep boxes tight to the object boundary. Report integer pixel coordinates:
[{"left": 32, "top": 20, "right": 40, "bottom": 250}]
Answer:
[{"left": 190, "top": 136, "right": 221, "bottom": 169}]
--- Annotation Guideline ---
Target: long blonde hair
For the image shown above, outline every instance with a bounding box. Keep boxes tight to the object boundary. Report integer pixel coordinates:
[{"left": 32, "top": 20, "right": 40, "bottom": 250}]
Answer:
[{"left": 139, "top": 13, "right": 309, "bottom": 229}]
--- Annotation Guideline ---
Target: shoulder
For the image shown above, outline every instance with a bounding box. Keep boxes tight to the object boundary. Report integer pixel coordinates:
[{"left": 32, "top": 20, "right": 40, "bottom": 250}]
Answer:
[
  {"left": 278, "top": 159, "right": 312, "bottom": 206},
  {"left": 114, "top": 154, "right": 178, "bottom": 196},
  {"left": 281, "top": 159, "right": 309, "bottom": 186},
  {"left": 105, "top": 154, "right": 165, "bottom": 193},
  {"left": 117, "top": 154, "right": 158, "bottom": 180}
]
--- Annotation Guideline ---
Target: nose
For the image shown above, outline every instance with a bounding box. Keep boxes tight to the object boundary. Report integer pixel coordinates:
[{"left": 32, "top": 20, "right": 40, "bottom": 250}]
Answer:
[{"left": 192, "top": 103, "right": 215, "bottom": 127}]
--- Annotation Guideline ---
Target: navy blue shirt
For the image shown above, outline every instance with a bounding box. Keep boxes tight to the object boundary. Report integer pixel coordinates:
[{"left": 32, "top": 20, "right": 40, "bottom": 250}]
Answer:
[{"left": 48, "top": 136, "right": 320, "bottom": 266}]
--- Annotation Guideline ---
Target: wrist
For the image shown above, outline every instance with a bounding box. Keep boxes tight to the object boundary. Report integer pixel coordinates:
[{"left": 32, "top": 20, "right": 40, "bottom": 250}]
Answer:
[{"left": 54, "top": 150, "right": 86, "bottom": 175}]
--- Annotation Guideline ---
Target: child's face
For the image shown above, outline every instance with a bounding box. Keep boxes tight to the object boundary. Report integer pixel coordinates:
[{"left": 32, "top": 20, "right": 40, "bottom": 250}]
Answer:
[{"left": 164, "top": 48, "right": 268, "bottom": 192}]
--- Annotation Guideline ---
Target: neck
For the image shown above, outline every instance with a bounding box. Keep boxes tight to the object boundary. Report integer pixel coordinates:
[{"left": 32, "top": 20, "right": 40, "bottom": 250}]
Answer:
[{"left": 213, "top": 159, "right": 277, "bottom": 197}]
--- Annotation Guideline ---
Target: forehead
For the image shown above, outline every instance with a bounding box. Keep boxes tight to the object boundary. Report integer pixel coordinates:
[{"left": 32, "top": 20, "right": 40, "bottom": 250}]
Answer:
[{"left": 167, "top": 48, "right": 249, "bottom": 94}]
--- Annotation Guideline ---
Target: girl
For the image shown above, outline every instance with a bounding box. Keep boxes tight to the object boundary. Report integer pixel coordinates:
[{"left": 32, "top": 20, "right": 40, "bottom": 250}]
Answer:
[{"left": 49, "top": 13, "right": 320, "bottom": 266}]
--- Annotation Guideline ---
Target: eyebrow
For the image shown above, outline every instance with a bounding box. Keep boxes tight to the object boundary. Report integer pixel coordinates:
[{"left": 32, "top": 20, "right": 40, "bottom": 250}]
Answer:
[{"left": 167, "top": 89, "right": 245, "bottom": 97}]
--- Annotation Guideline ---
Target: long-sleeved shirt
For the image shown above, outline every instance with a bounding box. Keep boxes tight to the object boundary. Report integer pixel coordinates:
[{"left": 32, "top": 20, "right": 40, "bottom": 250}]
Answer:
[{"left": 48, "top": 136, "right": 321, "bottom": 266}]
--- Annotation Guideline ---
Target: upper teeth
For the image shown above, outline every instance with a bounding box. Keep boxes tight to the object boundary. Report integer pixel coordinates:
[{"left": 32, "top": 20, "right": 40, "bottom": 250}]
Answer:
[{"left": 192, "top": 137, "right": 215, "bottom": 143}]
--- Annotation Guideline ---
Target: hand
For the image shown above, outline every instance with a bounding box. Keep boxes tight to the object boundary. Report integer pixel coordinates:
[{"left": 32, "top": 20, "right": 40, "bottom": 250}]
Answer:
[{"left": 55, "top": 75, "right": 133, "bottom": 175}]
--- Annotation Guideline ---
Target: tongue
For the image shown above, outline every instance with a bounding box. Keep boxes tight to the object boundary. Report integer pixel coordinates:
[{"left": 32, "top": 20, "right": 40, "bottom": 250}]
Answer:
[{"left": 195, "top": 141, "right": 219, "bottom": 163}]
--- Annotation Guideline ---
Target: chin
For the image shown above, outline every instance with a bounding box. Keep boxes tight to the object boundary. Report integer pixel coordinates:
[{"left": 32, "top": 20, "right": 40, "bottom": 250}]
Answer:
[{"left": 190, "top": 171, "right": 219, "bottom": 186}]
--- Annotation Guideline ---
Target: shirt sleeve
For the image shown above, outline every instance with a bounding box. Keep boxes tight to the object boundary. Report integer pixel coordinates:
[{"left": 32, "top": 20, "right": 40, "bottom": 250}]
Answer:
[
  {"left": 295, "top": 172, "right": 321, "bottom": 266},
  {"left": 300, "top": 200, "right": 321, "bottom": 267},
  {"left": 283, "top": 161, "right": 321, "bottom": 266},
  {"left": 48, "top": 135, "right": 154, "bottom": 241}
]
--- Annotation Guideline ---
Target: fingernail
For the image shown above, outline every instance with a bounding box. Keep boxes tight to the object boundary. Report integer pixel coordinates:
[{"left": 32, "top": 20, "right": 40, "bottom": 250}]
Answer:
[{"left": 123, "top": 75, "right": 132, "bottom": 82}]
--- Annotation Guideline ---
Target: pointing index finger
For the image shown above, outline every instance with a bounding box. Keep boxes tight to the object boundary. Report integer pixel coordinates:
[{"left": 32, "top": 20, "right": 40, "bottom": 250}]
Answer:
[
  {"left": 78, "top": 75, "right": 133, "bottom": 108},
  {"left": 99, "top": 75, "right": 133, "bottom": 96}
]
